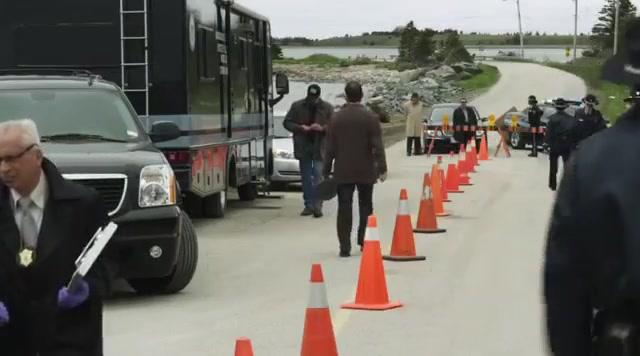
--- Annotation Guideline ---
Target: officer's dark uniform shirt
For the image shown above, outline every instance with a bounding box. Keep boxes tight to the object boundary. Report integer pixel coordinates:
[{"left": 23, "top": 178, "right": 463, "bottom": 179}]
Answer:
[
  {"left": 528, "top": 106, "right": 544, "bottom": 127},
  {"left": 574, "top": 107, "right": 607, "bottom": 143},
  {"left": 546, "top": 111, "right": 579, "bottom": 152},
  {"left": 544, "top": 104, "right": 640, "bottom": 356}
]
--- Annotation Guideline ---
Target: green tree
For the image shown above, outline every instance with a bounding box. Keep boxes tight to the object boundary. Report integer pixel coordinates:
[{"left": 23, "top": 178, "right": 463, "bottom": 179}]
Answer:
[
  {"left": 271, "top": 42, "right": 283, "bottom": 60},
  {"left": 398, "top": 21, "right": 419, "bottom": 61},
  {"left": 412, "top": 29, "right": 436, "bottom": 63},
  {"left": 591, "top": 0, "right": 638, "bottom": 50},
  {"left": 441, "top": 31, "right": 473, "bottom": 63}
]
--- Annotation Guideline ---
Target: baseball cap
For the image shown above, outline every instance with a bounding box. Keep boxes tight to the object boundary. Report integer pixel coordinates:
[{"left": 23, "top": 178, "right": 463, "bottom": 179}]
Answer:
[{"left": 307, "top": 84, "right": 321, "bottom": 98}]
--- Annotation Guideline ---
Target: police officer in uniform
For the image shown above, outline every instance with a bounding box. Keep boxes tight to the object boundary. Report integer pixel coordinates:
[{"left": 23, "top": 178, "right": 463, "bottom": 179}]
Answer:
[
  {"left": 544, "top": 17, "right": 640, "bottom": 356},
  {"left": 527, "top": 95, "right": 544, "bottom": 157},
  {"left": 574, "top": 93, "right": 607, "bottom": 145},
  {"left": 545, "top": 97, "right": 578, "bottom": 191}
]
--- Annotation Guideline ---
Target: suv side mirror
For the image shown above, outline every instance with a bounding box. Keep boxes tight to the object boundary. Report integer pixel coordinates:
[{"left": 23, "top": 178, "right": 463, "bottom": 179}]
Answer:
[
  {"left": 275, "top": 72, "right": 289, "bottom": 95},
  {"left": 149, "top": 121, "right": 181, "bottom": 143}
]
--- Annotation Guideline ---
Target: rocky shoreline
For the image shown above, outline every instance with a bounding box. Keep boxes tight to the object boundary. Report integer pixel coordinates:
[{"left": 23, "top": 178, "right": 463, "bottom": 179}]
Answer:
[{"left": 273, "top": 62, "right": 486, "bottom": 117}]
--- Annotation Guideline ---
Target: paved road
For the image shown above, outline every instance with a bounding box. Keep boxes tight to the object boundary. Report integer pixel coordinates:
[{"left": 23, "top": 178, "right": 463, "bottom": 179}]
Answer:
[{"left": 103, "top": 62, "right": 586, "bottom": 355}]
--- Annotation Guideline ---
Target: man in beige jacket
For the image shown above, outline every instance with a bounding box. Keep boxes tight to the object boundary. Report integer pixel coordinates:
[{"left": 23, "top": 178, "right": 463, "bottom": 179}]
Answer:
[{"left": 404, "top": 93, "right": 425, "bottom": 156}]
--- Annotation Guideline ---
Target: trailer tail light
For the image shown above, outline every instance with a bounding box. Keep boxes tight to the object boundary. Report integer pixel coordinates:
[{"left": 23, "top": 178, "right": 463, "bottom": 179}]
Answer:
[{"left": 164, "top": 151, "right": 190, "bottom": 165}]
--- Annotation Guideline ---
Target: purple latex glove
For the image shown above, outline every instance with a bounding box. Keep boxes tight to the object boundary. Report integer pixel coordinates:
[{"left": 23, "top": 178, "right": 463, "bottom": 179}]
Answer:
[
  {"left": 57, "top": 280, "right": 90, "bottom": 310},
  {"left": 0, "top": 302, "right": 9, "bottom": 326}
]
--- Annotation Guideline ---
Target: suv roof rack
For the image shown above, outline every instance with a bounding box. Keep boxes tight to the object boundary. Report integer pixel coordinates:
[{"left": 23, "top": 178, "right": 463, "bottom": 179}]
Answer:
[
  {"left": 0, "top": 68, "right": 104, "bottom": 85},
  {"left": 0, "top": 68, "right": 97, "bottom": 77}
]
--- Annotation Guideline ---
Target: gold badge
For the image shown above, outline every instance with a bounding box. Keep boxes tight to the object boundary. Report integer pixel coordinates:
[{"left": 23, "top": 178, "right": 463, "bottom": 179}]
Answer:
[{"left": 18, "top": 248, "right": 34, "bottom": 267}]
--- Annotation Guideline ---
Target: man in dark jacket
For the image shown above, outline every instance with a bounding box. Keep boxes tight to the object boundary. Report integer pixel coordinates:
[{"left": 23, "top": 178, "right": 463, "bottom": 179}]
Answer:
[
  {"left": 544, "top": 18, "right": 640, "bottom": 356},
  {"left": 452, "top": 98, "right": 478, "bottom": 149},
  {"left": 545, "top": 98, "right": 579, "bottom": 191},
  {"left": 0, "top": 119, "right": 114, "bottom": 355},
  {"left": 527, "top": 95, "right": 544, "bottom": 157},
  {"left": 323, "top": 81, "right": 387, "bottom": 257},
  {"left": 283, "top": 84, "right": 334, "bottom": 218},
  {"left": 574, "top": 94, "right": 607, "bottom": 144}
]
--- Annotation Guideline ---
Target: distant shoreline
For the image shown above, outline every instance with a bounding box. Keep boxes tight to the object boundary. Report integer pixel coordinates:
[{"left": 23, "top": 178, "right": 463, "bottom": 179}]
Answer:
[{"left": 281, "top": 45, "right": 590, "bottom": 49}]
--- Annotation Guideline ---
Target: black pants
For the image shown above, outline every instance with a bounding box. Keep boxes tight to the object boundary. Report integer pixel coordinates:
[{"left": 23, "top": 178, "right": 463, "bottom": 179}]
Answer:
[
  {"left": 336, "top": 183, "right": 374, "bottom": 252},
  {"left": 406, "top": 137, "right": 421, "bottom": 156},
  {"left": 530, "top": 129, "right": 539, "bottom": 157},
  {"left": 549, "top": 150, "right": 571, "bottom": 190}
]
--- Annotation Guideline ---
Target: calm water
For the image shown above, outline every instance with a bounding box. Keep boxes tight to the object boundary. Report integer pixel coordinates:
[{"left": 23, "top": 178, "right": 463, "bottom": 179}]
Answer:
[{"left": 281, "top": 46, "right": 586, "bottom": 63}]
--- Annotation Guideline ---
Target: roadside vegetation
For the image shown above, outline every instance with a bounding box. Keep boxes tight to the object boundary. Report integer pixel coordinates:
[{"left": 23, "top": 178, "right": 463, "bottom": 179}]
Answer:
[
  {"left": 275, "top": 33, "right": 590, "bottom": 48},
  {"left": 547, "top": 57, "right": 628, "bottom": 121},
  {"left": 458, "top": 64, "right": 501, "bottom": 91},
  {"left": 545, "top": 0, "right": 636, "bottom": 123}
]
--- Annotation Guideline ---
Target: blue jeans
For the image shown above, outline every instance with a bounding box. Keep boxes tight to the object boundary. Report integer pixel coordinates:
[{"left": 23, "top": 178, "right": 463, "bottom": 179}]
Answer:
[{"left": 299, "top": 159, "right": 323, "bottom": 209}]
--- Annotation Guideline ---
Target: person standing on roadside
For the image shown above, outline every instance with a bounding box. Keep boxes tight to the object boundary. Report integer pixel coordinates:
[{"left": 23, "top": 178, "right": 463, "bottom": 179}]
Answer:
[
  {"left": 574, "top": 94, "right": 607, "bottom": 145},
  {"left": 283, "top": 84, "right": 334, "bottom": 218},
  {"left": 527, "top": 95, "right": 544, "bottom": 157},
  {"left": 0, "top": 119, "right": 115, "bottom": 355},
  {"left": 452, "top": 98, "right": 478, "bottom": 150},
  {"left": 403, "top": 93, "right": 425, "bottom": 156},
  {"left": 543, "top": 18, "right": 640, "bottom": 356},
  {"left": 323, "top": 81, "right": 388, "bottom": 257},
  {"left": 545, "top": 98, "right": 579, "bottom": 191}
]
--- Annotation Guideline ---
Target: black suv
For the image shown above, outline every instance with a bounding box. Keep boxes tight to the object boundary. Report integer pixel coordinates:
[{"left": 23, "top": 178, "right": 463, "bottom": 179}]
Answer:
[{"left": 0, "top": 69, "right": 198, "bottom": 295}]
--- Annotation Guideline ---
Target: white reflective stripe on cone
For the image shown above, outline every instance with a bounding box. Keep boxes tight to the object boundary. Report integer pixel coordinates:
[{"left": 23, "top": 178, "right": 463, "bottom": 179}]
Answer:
[
  {"left": 397, "top": 199, "right": 410, "bottom": 216},
  {"left": 422, "top": 186, "right": 432, "bottom": 200},
  {"left": 364, "top": 225, "right": 380, "bottom": 242},
  {"left": 307, "top": 282, "right": 329, "bottom": 309}
]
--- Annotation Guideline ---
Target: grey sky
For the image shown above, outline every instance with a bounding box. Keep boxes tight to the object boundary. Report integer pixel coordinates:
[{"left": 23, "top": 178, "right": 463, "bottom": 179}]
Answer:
[{"left": 239, "top": 0, "right": 639, "bottom": 38}]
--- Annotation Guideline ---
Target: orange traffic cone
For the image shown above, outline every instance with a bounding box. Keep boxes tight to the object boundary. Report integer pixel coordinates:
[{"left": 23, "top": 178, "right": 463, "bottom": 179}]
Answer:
[
  {"left": 301, "top": 264, "right": 338, "bottom": 356},
  {"left": 439, "top": 169, "right": 451, "bottom": 202},
  {"left": 479, "top": 133, "right": 490, "bottom": 161},
  {"left": 342, "top": 215, "right": 403, "bottom": 311},
  {"left": 430, "top": 164, "right": 451, "bottom": 217},
  {"left": 457, "top": 148, "right": 473, "bottom": 186},
  {"left": 383, "top": 189, "right": 426, "bottom": 262},
  {"left": 470, "top": 140, "right": 479, "bottom": 167},
  {"left": 414, "top": 174, "right": 447, "bottom": 234},
  {"left": 466, "top": 141, "right": 476, "bottom": 173},
  {"left": 446, "top": 163, "right": 464, "bottom": 193},
  {"left": 234, "top": 338, "right": 254, "bottom": 356}
]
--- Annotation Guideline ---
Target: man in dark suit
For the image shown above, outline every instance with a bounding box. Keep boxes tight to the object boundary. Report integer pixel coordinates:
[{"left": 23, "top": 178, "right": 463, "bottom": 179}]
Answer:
[
  {"left": 0, "top": 119, "right": 114, "bottom": 355},
  {"left": 452, "top": 98, "right": 478, "bottom": 149},
  {"left": 323, "top": 81, "right": 388, "bottom": 257},
  {"left": 574, "top": 94, "right": 607, "bottom": 145}
]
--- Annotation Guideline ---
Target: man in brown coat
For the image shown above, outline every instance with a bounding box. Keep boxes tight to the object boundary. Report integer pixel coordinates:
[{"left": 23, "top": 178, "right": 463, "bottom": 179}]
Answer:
[{"left": 323, "top": 81, "right": 388, "bottom": 257}]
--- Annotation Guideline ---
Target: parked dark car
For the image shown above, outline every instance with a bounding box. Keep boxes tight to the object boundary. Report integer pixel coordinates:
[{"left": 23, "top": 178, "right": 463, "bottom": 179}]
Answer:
[
  {"left": 501, "top": 99, "right": 587, "bottom": 150},
  {"left": 422, "top": 103, "right": 488, "bottom": 153}
]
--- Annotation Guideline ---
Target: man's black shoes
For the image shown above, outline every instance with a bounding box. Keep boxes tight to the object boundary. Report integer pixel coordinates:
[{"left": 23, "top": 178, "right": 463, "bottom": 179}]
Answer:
[{"left": 301, "top": 208, "right": 313, "bottom": 216}]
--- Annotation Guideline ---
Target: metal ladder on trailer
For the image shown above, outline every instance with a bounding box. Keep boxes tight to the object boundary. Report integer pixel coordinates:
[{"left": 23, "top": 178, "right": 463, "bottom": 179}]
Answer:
[{"left": 119, "top": 0, "right": 149, "bottom": 117}]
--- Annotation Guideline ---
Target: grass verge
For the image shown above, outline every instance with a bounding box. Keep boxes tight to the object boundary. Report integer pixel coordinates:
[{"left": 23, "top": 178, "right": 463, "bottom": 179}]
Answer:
[
  {"left": 274, "top": 53, "right": 373, "bottom": 67},
  {"left": 545, "top": 57, "right": 629, "bottom": 123},
  {"left": 458, "top": 64, "right": 501, "bottom": 92}
]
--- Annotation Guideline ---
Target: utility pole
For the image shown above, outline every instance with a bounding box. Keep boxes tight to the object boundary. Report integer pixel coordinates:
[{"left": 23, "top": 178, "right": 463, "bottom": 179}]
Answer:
[
  {"left": 613, "top": 0, "right": 620, "bottom": 54},
  {"left": 516, "top": 0, "right": 525, "bottom": 58},
  {"left": 573, "top": 0, "right": 578, "bottom": 62}
]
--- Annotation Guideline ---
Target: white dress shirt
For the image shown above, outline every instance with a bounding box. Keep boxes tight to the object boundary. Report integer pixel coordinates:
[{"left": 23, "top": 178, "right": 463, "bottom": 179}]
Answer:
[{"left": 12, "top": 170, "right": 48, "bottom": 235}]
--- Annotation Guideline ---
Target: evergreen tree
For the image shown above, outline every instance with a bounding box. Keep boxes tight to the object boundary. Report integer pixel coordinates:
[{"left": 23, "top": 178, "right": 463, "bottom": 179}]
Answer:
[
  {"left": 441, "top": 31, "right": 473, "bottom": 63},
  {"left": 591, "top": 0, "right": 637, "bottom": 50},
  {"left": 271, "top": 42, "right": 284, "bottom": 60},
  {"left": 398, "top": 21, "right": 419, "bottom": 61},
  {"left": 412, "top": 29, "right": 436, "bottom": 63}
]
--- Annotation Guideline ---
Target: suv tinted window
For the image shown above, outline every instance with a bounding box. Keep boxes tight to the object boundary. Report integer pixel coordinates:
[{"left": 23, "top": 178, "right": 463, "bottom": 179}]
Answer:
[{"left": 0, "top": 88, "right": 143, "bottom": 142}]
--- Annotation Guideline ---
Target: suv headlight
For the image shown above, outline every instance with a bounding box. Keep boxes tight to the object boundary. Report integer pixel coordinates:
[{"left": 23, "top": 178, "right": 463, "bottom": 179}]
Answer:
[
  {"left": 139, "top": 164, "right": 176, "bottom": 208},
  {"left": 273, "top": 148, "right": 294, "bottom": 159}
]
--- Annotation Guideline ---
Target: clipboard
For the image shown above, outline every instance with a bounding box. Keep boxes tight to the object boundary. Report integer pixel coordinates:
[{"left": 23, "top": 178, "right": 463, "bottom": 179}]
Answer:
[{"left": 67, "top": 222, "right": 118, "bottom": 292}]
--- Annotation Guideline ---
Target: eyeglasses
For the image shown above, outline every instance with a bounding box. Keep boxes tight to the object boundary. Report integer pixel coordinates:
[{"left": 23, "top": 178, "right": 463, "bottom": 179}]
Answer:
[{"left": 0, "top": 144, "right": 36, "bottom": 164}]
